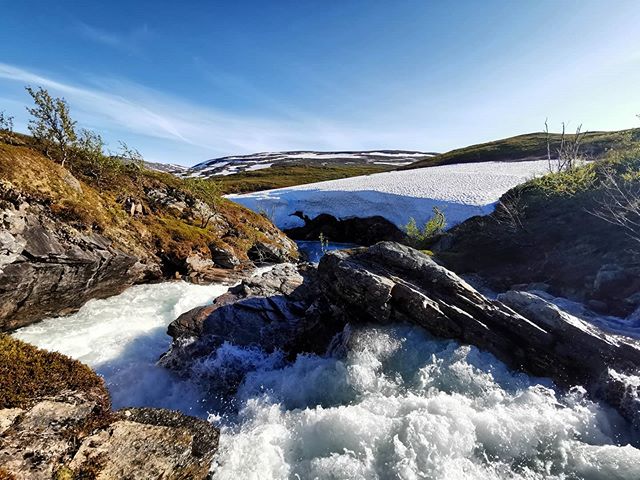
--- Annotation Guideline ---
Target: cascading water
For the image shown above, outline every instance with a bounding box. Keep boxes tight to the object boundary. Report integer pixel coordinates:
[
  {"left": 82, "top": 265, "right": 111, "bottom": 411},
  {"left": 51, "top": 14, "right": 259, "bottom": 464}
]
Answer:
[
  {"left": 14, "top": 277, "right": 640, "bottom": 479},
  {"left": 13, "top": 281, "right": 227, "bottom": 416}
]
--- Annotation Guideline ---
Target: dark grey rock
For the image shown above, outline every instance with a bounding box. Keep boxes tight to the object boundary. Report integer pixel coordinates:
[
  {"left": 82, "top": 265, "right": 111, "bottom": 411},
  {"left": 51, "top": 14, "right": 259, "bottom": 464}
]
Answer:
[
  {"left": 161, "top": 241, "right": 640, "bottom": 427},
  {"left": 316, "top": 242, "right": 640, "bottom": 427},
  {"left": 161, "top": 262, "right": 341, "bottom": 376},
  {"left": 594, "top": 263, "right": 630, "bottom": 299},
  {"left": 209, "top": 245, "right": 240, "bottom": 269},
  {"left": 0, "top": 201, "right": 161, "bottom": 331}
]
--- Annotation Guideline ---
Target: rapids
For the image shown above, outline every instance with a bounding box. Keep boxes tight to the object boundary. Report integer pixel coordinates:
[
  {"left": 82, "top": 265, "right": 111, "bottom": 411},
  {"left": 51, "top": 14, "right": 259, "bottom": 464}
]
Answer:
[{"left": 13, "top": 278, "right": 640, "bottom": 479}]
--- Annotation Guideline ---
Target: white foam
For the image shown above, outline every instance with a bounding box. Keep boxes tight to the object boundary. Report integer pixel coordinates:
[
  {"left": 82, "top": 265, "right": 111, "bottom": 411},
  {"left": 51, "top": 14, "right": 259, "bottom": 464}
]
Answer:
[
  {"left": 13, "top": 281, "right": 229, "bottom": 415},
  {"left": 210, "top": 325, "right": 640, "bottom": 479},
  {"left": 12, "top": 285, "right": 640, "bottom": 478}
]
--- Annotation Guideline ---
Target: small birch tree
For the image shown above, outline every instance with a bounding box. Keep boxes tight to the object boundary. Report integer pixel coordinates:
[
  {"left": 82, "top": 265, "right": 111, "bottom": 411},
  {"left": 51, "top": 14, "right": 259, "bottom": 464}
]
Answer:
[{"left": 25, "top": 86, "right": 77, "bottom": 167}]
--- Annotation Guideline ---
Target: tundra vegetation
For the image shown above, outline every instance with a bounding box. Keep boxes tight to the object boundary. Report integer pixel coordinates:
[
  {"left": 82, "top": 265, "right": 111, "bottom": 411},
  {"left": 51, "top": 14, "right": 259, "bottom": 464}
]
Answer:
[{"left": 0, "top": 86, "right": 296, "bottom": 276}]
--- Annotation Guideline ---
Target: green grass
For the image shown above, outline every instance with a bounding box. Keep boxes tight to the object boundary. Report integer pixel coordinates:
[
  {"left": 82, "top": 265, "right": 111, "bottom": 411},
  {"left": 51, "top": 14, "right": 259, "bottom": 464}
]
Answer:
[
  {"left": 0, "top": 137, "right": 296, "bottom": 266},
  {"left": 218, "top": 164, "right": 393, "bottom": 194},
  {"left": 404, "top": 128, "right": 640, "bottom": 170}
]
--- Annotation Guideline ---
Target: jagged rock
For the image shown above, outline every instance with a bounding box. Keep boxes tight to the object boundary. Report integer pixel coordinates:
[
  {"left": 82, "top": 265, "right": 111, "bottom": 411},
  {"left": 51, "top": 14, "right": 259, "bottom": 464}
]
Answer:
[
  {"left": 162, "top": 263, "right": 342, "bottom": 374},
  {"left": 165, "top": 241, "right": 640, "bottom": 428},
  {"left": 317, "top": 242, "right": 640, "bottom": 426},
  {"left": 0, "top": 392, "right": 104, "bottom": 480},
  {"left": 0, "top": 146, "right": 298, "bottom": 330},
  {"left": 0, "top": 205, "right": 160, "bottom": 331},
  {"left": 0, "top": 392, "right": 219, "bottom": 480},
  {"left": 0, "top": 336, "right": 219, "bottom": 479},
  {"left": 431, "top": 186, "right": 640, "bottom": 317},
  {"left": 69, "top": 408, "right": 218, "bottom": 480},
  {"left": 0, "top": 393, "right": 218, "bottom": 480},
  {"left": 209, "top": 245, "right": 240, "bottom": 269},
  {"left": 144, "top": 187, "right": 190, "bottom": 212},
  {"left": 248, "top": 236, "right": 298, "bottom": 264}
]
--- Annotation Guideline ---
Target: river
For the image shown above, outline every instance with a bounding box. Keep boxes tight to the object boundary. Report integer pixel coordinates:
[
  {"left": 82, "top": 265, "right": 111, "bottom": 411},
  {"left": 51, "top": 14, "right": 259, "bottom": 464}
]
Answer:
[{"left": 13, "top": 245, "right": 640, "bottom": 479}]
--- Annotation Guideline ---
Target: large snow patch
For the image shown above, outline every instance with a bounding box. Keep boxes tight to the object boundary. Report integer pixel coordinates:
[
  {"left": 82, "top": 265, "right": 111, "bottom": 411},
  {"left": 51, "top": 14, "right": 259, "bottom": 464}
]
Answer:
[{"left": 227, "top": 160, "right": 551, "bottom": 230}]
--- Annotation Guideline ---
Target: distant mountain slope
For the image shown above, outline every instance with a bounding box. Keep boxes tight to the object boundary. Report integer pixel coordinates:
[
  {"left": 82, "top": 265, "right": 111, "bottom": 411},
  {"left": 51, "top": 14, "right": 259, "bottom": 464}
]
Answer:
[
  {"left": 403, "top": 128, "right": 640, "bottom": 170},
  {"left": 186, "top": 150, "right": 436, "bottom": 178},
  {"left": 144, "top": 160, "right": 189, "bottom": 175}
]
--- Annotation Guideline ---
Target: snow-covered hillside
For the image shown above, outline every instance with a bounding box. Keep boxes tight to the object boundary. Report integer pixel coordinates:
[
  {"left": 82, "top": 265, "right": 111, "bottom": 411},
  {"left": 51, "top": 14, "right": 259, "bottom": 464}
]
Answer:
[
  {"left": 185, "top": 150, "right": 435, "bottom": 177},
  {"left": 144, "top": 161, "right": 189, "bottom": 175},
  {"left": 227, "top": 160, "right": 551, "bottom": 230}
]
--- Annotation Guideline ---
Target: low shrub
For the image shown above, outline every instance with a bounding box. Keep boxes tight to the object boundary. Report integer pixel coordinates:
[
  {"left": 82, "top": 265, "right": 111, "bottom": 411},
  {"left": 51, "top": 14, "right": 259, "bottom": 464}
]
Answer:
[
  {"left": 404, "top": 207, "right": 446, "bottom": 249},
  {"left": 0, "top": 334, "right": 109, "bottom": 410}
]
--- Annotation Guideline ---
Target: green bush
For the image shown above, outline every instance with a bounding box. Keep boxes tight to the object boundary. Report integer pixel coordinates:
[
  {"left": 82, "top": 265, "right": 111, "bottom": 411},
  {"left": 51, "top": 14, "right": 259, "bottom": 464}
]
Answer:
[
  {"left": 405, "top": 207, "right": 446, "bottom": 249},
  {"left": 528, "top": 163, "right": 597, "bottom": 196}
]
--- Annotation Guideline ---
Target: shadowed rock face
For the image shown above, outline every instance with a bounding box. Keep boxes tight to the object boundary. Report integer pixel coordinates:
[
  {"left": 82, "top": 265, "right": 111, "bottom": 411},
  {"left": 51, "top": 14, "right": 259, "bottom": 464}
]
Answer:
[
  {"left": 164, "top": 242, "right": 640, "bottom": 427},
  {"left": 431, "top": 186, "right": 640, "bottom": 317},
  {"left": 161, "top": 263, "right": 345, "bottom": 378},
  {"left": 0, "top": 205, "right": 159, "bottom": 331},
  {"left": 285, "top": 213, "right": 405, "bottom": 246},
  {"left": 0, "top": 178, "right": 297, "bottom": 332}
]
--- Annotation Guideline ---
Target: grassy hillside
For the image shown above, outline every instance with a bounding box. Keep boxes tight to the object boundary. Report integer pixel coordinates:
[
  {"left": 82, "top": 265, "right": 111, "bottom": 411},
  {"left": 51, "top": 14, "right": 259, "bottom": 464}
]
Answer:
[
  {"left": 218, "top": 164, "right": 393, "bottom": 194},
  {"left": 432, "top": 146, "right": 640, "bottom": 316},
  {"left": 404, "top": 128, "right": 640, "bottom": 170},
  {"left": 0, "top": 133, "right": 296, "bottom": 271}
]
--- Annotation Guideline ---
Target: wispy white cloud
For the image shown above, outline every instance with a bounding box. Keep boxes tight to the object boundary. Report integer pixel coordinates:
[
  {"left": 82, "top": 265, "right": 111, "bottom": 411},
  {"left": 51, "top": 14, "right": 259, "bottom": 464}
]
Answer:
[
  {"left": 0, "top": 62, "right": 428, "bottom": 163},
  {"left": 76, "top": 22, "right": 152, "bottom": 55}
]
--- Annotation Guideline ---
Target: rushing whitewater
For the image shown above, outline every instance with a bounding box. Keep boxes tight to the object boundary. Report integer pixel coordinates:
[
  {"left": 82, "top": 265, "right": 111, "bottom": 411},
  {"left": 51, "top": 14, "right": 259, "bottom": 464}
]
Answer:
[
  {"left": 14, "top": 282, "right": 640, "bottom": 479},
  {"left": 13, "top": 281, "right": 227, "bottom": 415}
]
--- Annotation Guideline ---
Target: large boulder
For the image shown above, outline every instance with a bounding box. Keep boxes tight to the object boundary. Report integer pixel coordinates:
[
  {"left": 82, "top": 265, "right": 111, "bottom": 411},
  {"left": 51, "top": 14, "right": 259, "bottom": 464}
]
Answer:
[
  {"left": 161, "top": 263, "right": 344, "bottom": 383},
  {"left": 68, "top": 408, "right": 218, "bottom": 480},
  {"left": 161, "top": 242, "right": 640, "bottom": 427},
  {"left": 0, "top": 394, "right": 219, "bottom": 480},
  {"left": 0, "top": 336, "right": 219, "bottom": 480},
  {"left": 431, "top": 185, "right": 640, "bottom": 317},
  {"left": 316, "top": 242, "right": 640, "bottom": 425}
]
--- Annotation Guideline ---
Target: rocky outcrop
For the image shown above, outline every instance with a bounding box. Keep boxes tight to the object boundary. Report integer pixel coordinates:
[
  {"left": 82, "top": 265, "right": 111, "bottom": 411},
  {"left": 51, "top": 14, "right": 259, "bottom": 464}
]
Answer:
[
  {"left": 0, "top": 392, "right": 218, "bottom": 480},
  {"left": 431, "top": 184, "right": 640, "bottom": 317},
  {"left": 318, "top": 242, "right": 640, "bottom": 424},
  {"left": 164, "top": 242, "right": 640, "bottom": 427},
  {"left": 285, "top": 212, "right": 404, "bottom": 246},
  {"left": 161, "top": 263, "right": 344, "bottom": 378},
  {"left": 68, "top": 407, "right": 218, "bottom": 480},
  {"left": 0, "top": 195, "right": 159, "bottom": 331},
  {"left": 0, "top": 336, "right": 219, "bottom": 480},
  {"left": 0, "top": 141, "right": 298, "bottom": 330}
]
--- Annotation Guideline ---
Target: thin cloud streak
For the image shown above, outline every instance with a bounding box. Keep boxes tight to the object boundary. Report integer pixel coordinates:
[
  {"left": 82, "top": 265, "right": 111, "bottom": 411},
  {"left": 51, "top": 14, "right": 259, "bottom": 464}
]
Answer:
[
  {"left": 0, "top": 63, "right": 429, "bottom": 162},
  {"left": 76, "top": 22, "right": 152, "bottom": 55}
]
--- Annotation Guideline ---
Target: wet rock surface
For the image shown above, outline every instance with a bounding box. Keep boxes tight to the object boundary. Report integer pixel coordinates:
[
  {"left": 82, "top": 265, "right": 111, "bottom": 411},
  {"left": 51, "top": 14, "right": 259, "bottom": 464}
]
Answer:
[
  {"left": 161, "top": 263, "right": 344, "bottom": 376},
  {"left": 0, "top": 200, "right": 158, "bottom": 331},
  {"left": 0, "top": 176, "right": 297, "bottom": 331},
  {"left": 164, "top": 241, "right": 640, "bottom": 427}
]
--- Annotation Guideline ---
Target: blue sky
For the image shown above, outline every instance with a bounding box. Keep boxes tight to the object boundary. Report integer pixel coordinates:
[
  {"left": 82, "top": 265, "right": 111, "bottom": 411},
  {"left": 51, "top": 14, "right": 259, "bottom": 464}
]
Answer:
[{"left": 0, "top": 1, "right": 639, "bottom": 165}]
